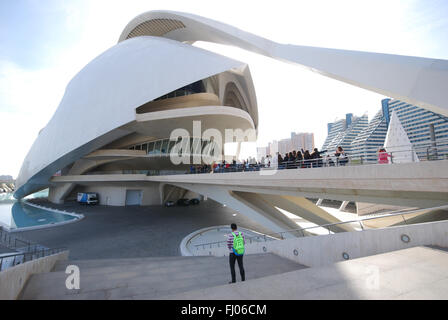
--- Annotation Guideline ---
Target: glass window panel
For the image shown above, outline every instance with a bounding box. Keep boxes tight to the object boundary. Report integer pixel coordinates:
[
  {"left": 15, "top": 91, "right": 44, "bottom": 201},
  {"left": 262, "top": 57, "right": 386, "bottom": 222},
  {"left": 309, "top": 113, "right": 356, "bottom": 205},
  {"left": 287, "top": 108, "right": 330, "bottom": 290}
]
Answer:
[
  {"left": 135, "top": 145, "right": 141, "bottom": 150},
  {"left": 161, "top": 139, "right": 169, "bottom": 153},
  {"left": 147, "top": 142, "right": 155, "bottom": 154},
  {"left": 141, "top": 143, "right": 148, "bottom": 153},
  {"left": 154, "top": 140, "right": 162, "bottom": 154}
]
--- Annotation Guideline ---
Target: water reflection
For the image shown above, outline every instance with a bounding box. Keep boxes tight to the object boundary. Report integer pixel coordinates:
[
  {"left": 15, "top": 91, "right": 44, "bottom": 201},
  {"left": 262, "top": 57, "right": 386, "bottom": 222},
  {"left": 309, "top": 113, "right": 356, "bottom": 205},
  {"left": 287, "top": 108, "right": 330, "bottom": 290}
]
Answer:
[{"left": 0, "top": 190, "right": 77, "bottom": 230}]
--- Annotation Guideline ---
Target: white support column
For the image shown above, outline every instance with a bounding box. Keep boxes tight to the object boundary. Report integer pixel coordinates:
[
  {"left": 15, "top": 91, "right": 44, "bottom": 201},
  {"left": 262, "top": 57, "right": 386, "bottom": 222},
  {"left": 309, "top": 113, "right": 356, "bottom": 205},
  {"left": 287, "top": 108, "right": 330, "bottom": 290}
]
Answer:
[
  {"left": 235, "top": 142, "right": 242, "bottom": 161},
  {"left": 339, "top": 200, "right": 350, "bottom": 212},
  {"left": 261, "top": 194, "right": 354, "bottom": 233},
  {"left": 172, "top": 183, "right": 300, "bottom": 237}
]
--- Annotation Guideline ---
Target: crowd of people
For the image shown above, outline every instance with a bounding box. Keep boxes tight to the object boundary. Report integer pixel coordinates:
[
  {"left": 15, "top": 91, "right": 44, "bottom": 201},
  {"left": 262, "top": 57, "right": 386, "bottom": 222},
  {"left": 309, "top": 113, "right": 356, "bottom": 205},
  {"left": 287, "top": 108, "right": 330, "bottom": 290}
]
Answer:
[
  {"left": 187, "top": 146, "right": 392, "bottom": 174},
  {"left": 274, "top": 148, "right": 324, "bottom": 168},
  {"left": 270, "top": 146, "right": 351, "bottom": 168},
  {"left": 189, "top": 157, "right": 262, "bottom": 174}
]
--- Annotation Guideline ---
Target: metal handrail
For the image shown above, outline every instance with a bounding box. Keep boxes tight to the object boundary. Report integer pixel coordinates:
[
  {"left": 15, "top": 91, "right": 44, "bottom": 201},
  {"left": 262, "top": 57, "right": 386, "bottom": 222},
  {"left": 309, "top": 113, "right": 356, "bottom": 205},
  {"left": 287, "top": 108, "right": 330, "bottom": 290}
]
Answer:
[
  {"left": 194, "top": 204, "right": 448, "bottom": 251},
  {"left": 0, "top": 247, "right": 67, "bottom": 272},
  {"left": 183, "top": 139, "right": 448, "bottom": 174},
  {"left": 117, "top": 139, "right": 448, "bottom": 175},
  {"left": 0, "top": 226, "right": 68, "bottom": 272},
  {"left": 0, "top": 227, "right": 39, "bottom": 252}
]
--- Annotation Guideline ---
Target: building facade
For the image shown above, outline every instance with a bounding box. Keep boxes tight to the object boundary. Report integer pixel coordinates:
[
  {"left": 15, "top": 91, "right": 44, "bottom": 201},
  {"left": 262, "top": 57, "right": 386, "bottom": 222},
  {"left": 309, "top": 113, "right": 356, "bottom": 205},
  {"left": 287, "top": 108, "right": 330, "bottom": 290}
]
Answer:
[
  {"left": 14, "top": 10, "right": 448, "bottom": 211},
  {"left": 261, "top": 132, "right": 315, "bottom": 158},
  {"left": 327, "top": 99, "right": 448, "bottom": 162},
  {"left": 291, "top": 132, "right": 315, "bottom": 152},
  {"left": 322, "top": 113, "right": 368, "bottom": 153}
]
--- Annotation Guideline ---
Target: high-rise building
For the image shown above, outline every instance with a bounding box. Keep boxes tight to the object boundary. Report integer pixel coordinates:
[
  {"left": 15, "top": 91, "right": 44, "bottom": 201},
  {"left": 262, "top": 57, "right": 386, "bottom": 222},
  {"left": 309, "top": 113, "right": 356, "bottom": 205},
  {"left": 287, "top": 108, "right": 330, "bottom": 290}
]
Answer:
[
  {"left": 278, "top": 138, "right": 293, "bottom": 156},
  {"left": 350, "top": 110, "right": 388, "bottom": 162},
  {"left": 263, "top": 132, "right": 315, "bottom": 158},
  {"left": 350, "top": 98, "right": 448, "bottom": 162},
  {"left": 291, "top": 132, "right": 315, "bottom": 151},
  {"left": 256, "top": 147, "right": 268, "bottom": 162},
  {"left": 322, "top": 113, "right": 368, "bottom": 153}
]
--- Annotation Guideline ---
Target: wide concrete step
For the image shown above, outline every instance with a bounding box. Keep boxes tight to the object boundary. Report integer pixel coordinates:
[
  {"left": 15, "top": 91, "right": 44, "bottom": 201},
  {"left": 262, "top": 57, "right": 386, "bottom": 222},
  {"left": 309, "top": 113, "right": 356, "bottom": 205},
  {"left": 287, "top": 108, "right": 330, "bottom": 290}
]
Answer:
[
  {"left": 160, "top": 246, "right": 448, "bottom": 300},
  {"left": 53, "top": 256, "right": 215, "bottom": 271},
  {"left": 20, "top": 253, "right": 307, "bottom": 300},
  {"left": 425, "top": 245, "right": 448, "bottom": 253}
]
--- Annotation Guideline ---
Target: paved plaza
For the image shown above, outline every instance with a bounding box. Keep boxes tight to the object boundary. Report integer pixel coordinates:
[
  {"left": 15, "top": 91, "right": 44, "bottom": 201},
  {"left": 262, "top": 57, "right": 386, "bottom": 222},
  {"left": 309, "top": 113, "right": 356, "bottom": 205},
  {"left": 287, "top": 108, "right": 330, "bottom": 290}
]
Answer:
[{"left": 18, "top": 199, "right": 274, "bottom": 260}]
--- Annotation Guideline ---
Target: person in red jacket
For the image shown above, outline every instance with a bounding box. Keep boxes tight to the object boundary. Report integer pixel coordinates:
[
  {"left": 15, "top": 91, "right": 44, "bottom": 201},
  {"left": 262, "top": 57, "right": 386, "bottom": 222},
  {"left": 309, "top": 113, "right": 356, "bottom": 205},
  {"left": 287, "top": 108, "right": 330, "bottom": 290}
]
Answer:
[{"left": 378, "top": 148, "right": 391, "bottom": 164}]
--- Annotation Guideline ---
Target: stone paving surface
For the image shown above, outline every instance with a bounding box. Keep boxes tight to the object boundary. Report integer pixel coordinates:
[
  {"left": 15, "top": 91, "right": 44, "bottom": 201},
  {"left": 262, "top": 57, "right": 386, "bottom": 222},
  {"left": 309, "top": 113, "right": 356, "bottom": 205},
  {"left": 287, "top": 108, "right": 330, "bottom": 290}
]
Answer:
[{"left": 18, "top": 199, "right": 275, "bottom": 260}]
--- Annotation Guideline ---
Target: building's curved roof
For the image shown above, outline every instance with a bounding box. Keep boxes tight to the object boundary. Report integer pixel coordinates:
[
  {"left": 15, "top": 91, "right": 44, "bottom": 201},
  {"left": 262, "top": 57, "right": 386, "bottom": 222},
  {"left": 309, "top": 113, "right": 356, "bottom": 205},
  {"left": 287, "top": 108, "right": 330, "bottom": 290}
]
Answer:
[
  {"left": 14, "top": 36, "right": 252, "bottom": 199},
  {"left": 15, "top": 10, "right": 448, "bottom": 199},
  {"left": 119, "top": 10, "right": 448, "bottom": 118}
]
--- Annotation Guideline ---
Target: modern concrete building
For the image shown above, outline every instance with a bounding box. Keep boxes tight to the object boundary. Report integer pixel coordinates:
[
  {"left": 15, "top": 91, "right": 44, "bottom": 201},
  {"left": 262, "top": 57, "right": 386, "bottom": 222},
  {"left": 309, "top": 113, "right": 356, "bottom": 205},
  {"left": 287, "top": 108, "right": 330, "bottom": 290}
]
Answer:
[
  {"left": 385, "top": 98, "right": 448, "bottom": 160},
  {"left": 13, "top": 10, "right": 448, "bottom": 235},
  {"left": 350, "top": 109, "right": 389, "bottom": 162},
  {"left": 351, "top": 98, "right": 448, "bottom": 162},
  {"left": 322, "top": 113, "right": 368, "bottom": 154},
  {"left": 6, "top": 10, "right": 448, "bottom": 301},
  {"left": 290, "top": 132, "right": 315, "bottom": 152},
  {"left": 383, "top": 111, "right": 419, "bottom": 163},
  {"left": 260, "top": 132, "right": 314, "bottom": 159},
  {"left": 256, "top": 147, "right": 268, "bottom": 162}
]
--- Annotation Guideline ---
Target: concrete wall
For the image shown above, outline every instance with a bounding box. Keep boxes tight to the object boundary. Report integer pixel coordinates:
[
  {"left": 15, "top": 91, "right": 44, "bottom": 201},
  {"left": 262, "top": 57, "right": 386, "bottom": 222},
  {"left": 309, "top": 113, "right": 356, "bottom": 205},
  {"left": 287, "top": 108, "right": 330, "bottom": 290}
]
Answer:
[
  {"left": 82, "top": 182, "right": 161, "bottom": 206},
  {"left": 356, "top": 201, "right": 413, "bottom": 216},
  {"left": 0, "top": 251, "right": 69, "bottom": 300},
  {"left": 161, "top": 184, "right": 202, "bottom": 203},
  {"left": 196, "top": 220, "right": 448, "bottom": 268},
  {"left": 141, "top": 183, "right": 162, "bottom": 206}
]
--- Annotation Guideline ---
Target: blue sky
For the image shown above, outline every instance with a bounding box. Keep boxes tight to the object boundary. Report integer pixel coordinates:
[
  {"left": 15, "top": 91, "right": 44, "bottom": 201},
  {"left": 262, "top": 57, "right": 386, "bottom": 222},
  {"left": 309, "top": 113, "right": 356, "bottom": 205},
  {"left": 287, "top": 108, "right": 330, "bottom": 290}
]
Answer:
[
  {"left": 1, "top": 0, "right": 448, "bottom": 177},
  {"left": 0, "top": 0, "right": 84, "bottom": 69}
]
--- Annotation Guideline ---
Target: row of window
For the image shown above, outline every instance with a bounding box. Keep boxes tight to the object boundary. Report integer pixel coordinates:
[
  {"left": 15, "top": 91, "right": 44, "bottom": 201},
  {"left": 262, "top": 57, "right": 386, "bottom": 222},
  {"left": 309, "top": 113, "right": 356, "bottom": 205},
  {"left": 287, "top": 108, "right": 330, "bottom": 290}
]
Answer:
[
  {"left": 128, "top": 137, "right": 220, "bottom": 156},
  {"left": 153, "top": 80, "right": 205, "bottom": 101}
]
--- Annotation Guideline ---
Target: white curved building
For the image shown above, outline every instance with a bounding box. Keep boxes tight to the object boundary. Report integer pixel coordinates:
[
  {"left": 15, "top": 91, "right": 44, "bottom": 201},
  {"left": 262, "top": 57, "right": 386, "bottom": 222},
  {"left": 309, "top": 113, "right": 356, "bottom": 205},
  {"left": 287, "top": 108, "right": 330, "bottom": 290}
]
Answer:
[{"left": 15, "top": 11, "right": 448, "bottom": 210}]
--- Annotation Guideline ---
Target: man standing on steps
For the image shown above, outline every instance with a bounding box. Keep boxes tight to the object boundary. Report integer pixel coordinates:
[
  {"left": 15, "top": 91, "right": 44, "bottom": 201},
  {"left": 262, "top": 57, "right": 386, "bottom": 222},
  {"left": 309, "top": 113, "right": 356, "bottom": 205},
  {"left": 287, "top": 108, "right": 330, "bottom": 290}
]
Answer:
[{"left": 227, "top": 223, "right": 245, "bottom": 283}]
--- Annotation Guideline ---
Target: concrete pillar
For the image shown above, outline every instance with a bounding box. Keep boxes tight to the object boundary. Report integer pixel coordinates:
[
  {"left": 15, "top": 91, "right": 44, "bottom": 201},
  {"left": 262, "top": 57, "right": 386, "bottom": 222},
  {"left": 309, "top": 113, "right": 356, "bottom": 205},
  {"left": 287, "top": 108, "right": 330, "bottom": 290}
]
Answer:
[
  {"left": 171, "top": 183, "right": 300, "bottom": 237},
  {"left": 339, "top": 200, "right": 350, "bottom": 211},
  {"left": 48, "top": 186, "right": 68, "bottom": 204},
  {"left": 260, "top": 194, "right": 354, "bottom": 233},
  {"left": 235, "top": 142, "right": 242, "bottom": 161}
]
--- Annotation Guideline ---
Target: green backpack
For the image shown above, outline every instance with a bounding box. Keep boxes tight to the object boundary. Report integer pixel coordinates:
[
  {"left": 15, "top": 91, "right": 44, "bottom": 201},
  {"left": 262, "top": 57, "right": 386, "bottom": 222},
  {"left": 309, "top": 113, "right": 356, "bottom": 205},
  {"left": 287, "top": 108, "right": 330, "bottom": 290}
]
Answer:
[{"left": 232, "top": 232, "right": 245, "bottom": 256}]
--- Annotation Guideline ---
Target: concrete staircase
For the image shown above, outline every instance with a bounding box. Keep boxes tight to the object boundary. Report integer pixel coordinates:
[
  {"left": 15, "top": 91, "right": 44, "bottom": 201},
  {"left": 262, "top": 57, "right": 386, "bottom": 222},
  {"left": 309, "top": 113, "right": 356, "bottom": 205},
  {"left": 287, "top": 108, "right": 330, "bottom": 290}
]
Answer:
[
  {"left": 19, "top": 253, "right": 307, "bottom": 300},
  {"left": 162, "top": 246, "right": 448, "bottom": 300}
]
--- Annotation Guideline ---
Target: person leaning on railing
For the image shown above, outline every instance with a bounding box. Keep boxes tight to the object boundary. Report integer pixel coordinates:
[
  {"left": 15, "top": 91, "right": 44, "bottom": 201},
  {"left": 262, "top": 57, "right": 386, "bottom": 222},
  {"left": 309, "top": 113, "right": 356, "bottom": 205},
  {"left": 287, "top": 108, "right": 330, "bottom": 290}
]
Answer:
[
  {"left": 378, "top": 148, "right": 391, "bottom": 164},
  {"left": 302, "top": 149, "right": 312, "bottom": 168},
  {"left": 296, "top": 150, "right": 303, "bottom": 168},
  {"left": 311, "top": 148, "right": 326, "bottom": 167},
  {"left": 325, "top": 154, "right": 335, "bottom": 167},
  {"left": 335, "top": 146, "right": 348, "bottom": 166}
]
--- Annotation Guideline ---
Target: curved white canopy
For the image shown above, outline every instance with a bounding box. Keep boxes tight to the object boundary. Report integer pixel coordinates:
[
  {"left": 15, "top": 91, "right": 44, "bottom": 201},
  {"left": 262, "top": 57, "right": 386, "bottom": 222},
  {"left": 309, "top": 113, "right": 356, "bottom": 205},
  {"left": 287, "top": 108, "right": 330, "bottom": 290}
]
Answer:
[
  {"left": 120, "top": 10, "right": 448, "bottom": 117},
  {"left": 15, "top": 36, "right": 251, "bottom": 198}
]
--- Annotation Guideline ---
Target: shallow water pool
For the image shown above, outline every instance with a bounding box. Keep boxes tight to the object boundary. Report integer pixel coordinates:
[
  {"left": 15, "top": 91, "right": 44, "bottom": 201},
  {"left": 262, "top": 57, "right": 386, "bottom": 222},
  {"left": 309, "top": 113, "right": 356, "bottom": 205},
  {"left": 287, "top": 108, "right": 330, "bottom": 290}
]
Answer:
[{"left": 0, "top": 190, "right": 79, "bottom": 230}]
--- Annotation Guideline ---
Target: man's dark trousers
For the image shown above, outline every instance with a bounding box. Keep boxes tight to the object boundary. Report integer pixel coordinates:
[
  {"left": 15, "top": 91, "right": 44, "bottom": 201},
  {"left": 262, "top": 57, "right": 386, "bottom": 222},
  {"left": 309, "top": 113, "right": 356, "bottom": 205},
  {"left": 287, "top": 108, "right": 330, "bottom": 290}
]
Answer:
[{"left": 229, "top": 253, "right": 245, "bottom": 283}]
